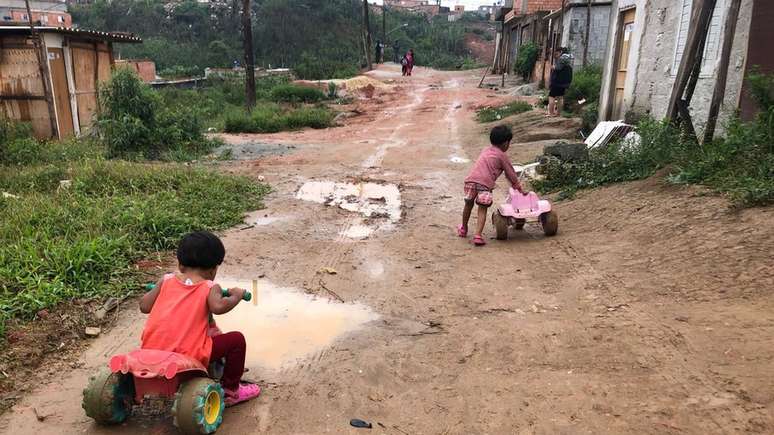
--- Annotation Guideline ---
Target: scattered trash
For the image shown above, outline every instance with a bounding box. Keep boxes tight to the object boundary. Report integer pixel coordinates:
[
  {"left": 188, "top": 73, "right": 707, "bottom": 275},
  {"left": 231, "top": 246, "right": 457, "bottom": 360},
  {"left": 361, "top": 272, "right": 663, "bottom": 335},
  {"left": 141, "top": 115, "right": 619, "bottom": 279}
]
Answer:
[
  {"left": 94, "top": 297, "right": 123, "bottom": 320},
  {"left": 84, "top": 327, "right": 101, "bottom": 337},
  {"left": 32, "top": 407, "right": 48, "bottom": 422},
  {"left": 350, "top": 419, "right": 372, "bottom": 429},
  {"left": 318, "top": 267, "right": 338, "bottom": 275},
  {"left": 2, "top": 192, "right": 19, "bottom": 199},
  {"left": 257, "top": 175, "right": 266, "bottom": 182},
  {"left": 58, "top": 180, "right": 72, "bottom": 190},
  {"left": 449, "top": 155, "right": 470, "bottom": 164},
  {"left": 585, "top": 121, "right": 635, "bottom": 149}
]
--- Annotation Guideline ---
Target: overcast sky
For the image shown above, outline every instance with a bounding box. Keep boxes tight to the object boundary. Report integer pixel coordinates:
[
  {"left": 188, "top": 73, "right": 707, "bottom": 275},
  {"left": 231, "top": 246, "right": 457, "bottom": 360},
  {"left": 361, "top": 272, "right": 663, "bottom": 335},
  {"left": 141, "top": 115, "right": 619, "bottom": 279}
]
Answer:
[{"left": 370, "top": 1, "right": 503, "bottom": 10}]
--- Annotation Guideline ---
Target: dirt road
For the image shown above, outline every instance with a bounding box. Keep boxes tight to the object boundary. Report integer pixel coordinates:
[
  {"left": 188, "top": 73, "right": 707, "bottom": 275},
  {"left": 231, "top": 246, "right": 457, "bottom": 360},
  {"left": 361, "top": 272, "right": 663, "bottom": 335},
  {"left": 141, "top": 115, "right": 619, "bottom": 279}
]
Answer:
[{"left": 1, "top": 65, "right": 773, "bottom": 434}]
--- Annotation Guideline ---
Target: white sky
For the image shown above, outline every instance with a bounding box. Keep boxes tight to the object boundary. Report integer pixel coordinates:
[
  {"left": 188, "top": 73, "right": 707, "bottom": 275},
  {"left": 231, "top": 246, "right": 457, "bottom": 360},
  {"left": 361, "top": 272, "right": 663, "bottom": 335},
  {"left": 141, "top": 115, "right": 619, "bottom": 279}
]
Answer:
[{"left": 370, "top": 1, "right": 503, "bottom": 11}]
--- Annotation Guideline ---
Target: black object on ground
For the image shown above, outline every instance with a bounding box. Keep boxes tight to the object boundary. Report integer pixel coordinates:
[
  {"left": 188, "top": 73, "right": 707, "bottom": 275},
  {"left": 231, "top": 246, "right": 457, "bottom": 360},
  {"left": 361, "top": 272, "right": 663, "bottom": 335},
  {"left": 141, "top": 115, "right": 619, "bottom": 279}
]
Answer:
[{"left": 350, "top": 419, "right": 373, "bottom": 429}]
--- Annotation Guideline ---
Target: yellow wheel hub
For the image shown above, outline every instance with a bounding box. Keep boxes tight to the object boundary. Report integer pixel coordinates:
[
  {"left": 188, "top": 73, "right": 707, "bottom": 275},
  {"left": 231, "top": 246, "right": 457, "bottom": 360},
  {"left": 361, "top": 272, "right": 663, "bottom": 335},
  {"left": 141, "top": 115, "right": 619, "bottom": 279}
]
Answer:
[{"left": 203, "top": 390, "right": 221, "bottom": 426}]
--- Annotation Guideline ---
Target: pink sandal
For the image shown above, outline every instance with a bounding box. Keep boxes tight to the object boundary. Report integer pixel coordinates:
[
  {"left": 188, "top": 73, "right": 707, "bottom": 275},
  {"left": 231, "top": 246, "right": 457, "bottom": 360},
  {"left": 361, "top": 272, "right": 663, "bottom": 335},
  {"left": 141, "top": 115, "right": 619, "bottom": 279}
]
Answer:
[
  {"left": 457, "top": 225, "right": 468, "bottom": 238},
  {"left": 472, "top": 235, "right": 486, "bottom": 246},
  {"left": 225, "top": 383, "right": 262, "bottom": 407}
]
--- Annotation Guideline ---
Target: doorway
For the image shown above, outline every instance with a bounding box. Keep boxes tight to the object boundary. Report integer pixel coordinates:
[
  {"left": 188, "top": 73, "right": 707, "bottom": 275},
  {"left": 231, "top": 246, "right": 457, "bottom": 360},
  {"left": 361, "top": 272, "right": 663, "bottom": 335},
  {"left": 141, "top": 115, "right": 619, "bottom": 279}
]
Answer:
[{"left": 612, "top": 8, "right": 636, "bottom": 120}]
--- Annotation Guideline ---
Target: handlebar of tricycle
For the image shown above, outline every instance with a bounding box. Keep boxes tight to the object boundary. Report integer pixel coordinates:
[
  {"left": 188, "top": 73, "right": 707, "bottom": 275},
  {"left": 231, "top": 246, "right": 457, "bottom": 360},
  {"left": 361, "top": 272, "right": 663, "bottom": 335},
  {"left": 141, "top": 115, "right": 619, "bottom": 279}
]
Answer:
[{"left": 145, "top": 283, "right": 252, "bottom": 302}]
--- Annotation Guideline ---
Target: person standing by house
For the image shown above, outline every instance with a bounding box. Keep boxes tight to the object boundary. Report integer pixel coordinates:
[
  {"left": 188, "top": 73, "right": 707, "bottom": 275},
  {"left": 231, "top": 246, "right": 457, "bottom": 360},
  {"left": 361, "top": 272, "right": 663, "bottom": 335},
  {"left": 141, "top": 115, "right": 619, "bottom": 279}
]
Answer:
[
  {"left": 393, "top": 40, "right": 401, "bottom": 63},
  {"left": 375, "top": 40, "right": 384, "bottom": 64},
  {"left": 547, "top": 48, "right": 573, "bottom": 117}
]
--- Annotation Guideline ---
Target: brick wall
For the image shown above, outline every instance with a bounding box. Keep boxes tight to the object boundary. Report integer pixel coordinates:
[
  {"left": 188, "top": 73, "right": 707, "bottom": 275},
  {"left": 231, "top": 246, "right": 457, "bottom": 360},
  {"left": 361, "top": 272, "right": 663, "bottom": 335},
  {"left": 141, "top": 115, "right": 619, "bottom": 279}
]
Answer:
[
  {"left": 8, "top": 9, "right": 72, "bottom": 27},
  {"left": 514, "top": 0, "right": 563, "bottom": 15}
]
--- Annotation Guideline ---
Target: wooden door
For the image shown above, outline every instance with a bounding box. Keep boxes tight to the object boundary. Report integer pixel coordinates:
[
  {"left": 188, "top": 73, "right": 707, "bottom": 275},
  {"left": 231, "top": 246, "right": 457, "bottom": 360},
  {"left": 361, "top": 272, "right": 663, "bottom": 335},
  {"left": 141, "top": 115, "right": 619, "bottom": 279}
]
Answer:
[
  {"left": 613, "top": 8, "right": 636, "bottom": 119},
  {"left": 47, "top": 48, "right": 74, "bottom": 138}
]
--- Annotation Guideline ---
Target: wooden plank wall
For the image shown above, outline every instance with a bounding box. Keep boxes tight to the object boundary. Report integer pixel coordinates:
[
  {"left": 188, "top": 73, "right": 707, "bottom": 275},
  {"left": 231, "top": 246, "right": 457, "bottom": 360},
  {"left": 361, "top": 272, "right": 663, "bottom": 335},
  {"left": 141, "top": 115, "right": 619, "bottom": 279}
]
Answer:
[{"left": 0, "top": 40, "right": 53, "bottom": 138}]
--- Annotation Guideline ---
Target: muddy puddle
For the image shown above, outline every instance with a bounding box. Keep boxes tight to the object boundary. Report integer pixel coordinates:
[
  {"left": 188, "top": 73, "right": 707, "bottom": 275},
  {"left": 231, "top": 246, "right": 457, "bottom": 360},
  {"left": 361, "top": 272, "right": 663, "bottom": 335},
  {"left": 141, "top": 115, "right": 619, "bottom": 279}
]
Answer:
[
  {"left": 296, "top": 180, "right": 401, "bottom": 230},
  {"left": 214, "top": 279, "right": 378, "bottom": 371},
  {"left": 217, "top": 141, "right": 296, "bottom": 159}
]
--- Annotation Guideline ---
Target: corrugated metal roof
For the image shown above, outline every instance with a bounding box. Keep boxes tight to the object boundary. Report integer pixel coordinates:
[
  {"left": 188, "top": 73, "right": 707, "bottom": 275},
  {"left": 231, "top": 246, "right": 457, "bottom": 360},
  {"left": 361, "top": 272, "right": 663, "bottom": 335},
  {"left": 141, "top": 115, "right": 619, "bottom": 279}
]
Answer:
[{"left": 0, "top": 26, "right": 142, "bottom": 43}]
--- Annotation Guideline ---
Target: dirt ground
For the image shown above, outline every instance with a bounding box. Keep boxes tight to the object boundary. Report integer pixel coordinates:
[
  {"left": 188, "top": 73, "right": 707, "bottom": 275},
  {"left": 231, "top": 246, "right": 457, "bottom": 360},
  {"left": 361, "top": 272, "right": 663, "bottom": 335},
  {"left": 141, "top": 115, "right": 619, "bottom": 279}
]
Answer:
[{"left": 1, "top": 64, "right": 773, "bottom": 435}]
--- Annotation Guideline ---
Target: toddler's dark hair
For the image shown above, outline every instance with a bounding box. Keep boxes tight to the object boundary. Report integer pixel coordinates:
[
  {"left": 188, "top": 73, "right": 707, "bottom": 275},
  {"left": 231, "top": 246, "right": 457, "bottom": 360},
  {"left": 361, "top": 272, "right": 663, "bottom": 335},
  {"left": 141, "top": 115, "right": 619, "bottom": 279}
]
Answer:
[
  {"left": 177, "top": 231, "right": 225, "bottom": 269},
  {"left": 490, "top": 125, "right": 513, "bottom": 149}
]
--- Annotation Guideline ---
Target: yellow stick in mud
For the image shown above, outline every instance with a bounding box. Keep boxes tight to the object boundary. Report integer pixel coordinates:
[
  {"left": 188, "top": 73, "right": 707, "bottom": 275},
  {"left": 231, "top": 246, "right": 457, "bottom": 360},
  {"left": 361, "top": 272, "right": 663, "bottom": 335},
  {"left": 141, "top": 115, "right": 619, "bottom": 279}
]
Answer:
[{"left": 252, "top": 279, "right": 258, "bottom": 306}]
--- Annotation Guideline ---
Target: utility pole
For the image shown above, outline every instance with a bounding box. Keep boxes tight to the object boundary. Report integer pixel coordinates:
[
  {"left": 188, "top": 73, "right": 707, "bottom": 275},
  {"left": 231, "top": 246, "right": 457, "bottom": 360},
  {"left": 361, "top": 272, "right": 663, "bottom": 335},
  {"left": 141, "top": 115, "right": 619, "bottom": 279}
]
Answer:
[
  {"left": 582, "top": 0, "right": 591, "bottom": 67},
  {"left": 382, "top": 4, "right": 386, "bottom": 44},
  {"left": 24, "top": 0, "right": 58, "bottom": 138},
  {"left": 242, "top": 0, "right": 256, "bottom": 110},
  {"left": 363, "top": 0, "right": 372, "bottom": 70}
]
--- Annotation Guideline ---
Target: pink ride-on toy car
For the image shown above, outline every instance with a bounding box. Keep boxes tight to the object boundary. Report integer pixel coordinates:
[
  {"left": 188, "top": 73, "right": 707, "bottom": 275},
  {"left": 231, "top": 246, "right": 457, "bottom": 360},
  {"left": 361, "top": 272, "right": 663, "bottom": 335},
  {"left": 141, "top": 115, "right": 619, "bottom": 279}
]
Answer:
[
  {"left": 82, "top": 288, "right": 251, "bottom": 434},
  {"left": 492, "top": 189, "right": 558, "bottom": 239}
]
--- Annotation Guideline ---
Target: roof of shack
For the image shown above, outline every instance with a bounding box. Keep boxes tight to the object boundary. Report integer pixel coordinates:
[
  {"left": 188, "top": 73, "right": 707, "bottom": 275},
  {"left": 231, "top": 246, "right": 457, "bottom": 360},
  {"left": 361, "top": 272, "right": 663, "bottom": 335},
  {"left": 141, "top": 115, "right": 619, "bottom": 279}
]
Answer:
[{"left": 0, "top": 26, "right": 142, "bottom": 43}]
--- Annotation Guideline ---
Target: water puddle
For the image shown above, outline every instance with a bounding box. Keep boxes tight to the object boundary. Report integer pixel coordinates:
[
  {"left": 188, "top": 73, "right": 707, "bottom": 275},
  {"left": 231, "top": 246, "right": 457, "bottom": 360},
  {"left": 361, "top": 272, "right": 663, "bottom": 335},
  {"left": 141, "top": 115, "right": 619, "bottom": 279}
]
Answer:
[
  {"left": 449, "top": 155, "right": 470, "bottom": 164},
  {"left": 214, "top": 279, "right": 378, "bottom": 371},
  {"left": 244, "top": 211, "right": 287, "bottom": 227},
  {"left": 296, "top": 181, "right": 402, "bottom": 222},
  {"left": 339, "top": 221, "right": 374, "bottom": 239}
]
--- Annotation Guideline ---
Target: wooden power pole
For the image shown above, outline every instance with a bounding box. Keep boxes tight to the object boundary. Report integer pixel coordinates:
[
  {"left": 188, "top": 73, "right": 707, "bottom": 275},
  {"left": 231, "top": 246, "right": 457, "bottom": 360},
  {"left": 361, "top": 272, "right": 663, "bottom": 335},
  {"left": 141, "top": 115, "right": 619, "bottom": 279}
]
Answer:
[
  {"left": 666, "top": 0, "right": 717, "bottom": 124},
  {"left": 24, "top": 0, "right": 58, "bottom": 138},
  {"left": 363, "top": 0, "right": 373, "bottom": 70},
  {"left": 242, "top": 0, "right": 256, "bottom": 111},
  {"left": 703, "top": 0, "right": 742, "bottom": 144},
  {"left": 582, "top": 0, "right": 591, "bottom": 67}
]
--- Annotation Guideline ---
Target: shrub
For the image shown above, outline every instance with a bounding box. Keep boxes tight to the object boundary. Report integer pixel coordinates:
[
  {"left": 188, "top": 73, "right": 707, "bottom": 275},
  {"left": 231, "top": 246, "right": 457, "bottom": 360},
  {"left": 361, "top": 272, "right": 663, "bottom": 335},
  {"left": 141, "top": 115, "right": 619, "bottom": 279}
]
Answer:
[
  {"left": 270, "top": 84, "right": 325, "bottom": 103},
  {"left": 565, "top": 65, "right": 603, "bottom": 109},
  {"left": 514, "top": 42, "right": 539, "bottom": 80},
  {"left": 580, "top": 102, "right": 599, "bottom": 133},
  {"left": 293, "top": 52, "right": 359, "bottom": 80},
  {"left": 97, "top": 68, "right": 215, "bottom": 159},
  {"left": 223, "top": 103, "right": 334, "bottom": 134},
  {"left": 476, "top": 101, "right": 533, "bottom": 123}
]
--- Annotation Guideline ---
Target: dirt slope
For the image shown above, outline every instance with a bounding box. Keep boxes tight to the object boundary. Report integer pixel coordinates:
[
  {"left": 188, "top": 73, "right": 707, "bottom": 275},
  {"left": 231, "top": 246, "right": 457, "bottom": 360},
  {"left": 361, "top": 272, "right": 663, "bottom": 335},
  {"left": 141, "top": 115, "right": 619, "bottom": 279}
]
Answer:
[{"left": 0, "top": 65, "right": 772, "bottom": 435}]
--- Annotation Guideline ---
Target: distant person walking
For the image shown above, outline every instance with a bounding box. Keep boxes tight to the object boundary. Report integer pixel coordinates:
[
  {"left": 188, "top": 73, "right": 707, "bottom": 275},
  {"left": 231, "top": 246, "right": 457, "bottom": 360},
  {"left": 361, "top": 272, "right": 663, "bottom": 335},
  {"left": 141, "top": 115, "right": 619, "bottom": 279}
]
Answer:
[
  {"left": 547, "top": 48, "right": 573, "bottom": 117},
  {"left": 402, "top": 49, "right": 415, "bottom": 76}
]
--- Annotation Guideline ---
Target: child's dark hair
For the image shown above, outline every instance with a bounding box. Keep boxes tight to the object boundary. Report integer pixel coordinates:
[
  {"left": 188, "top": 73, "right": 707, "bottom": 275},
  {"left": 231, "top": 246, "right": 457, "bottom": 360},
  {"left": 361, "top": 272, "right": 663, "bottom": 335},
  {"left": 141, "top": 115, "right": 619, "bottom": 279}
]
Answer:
[
  {"left": 490, "top": 125, "right": 513, "bottom": 149},
  {"left": 177, "top": 231, "right": 225, "bottom": 269}
]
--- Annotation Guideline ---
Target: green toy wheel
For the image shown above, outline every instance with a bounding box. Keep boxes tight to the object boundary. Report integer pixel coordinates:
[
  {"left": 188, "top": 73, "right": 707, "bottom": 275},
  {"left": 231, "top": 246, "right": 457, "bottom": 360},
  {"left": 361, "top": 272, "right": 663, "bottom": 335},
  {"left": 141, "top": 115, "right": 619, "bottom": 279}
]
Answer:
[
  {"left": 82, "top": 366, "right": 134, "bottom": 425},
  {"left": 173, "top": 378, "right": 225, "bottom": 434}
]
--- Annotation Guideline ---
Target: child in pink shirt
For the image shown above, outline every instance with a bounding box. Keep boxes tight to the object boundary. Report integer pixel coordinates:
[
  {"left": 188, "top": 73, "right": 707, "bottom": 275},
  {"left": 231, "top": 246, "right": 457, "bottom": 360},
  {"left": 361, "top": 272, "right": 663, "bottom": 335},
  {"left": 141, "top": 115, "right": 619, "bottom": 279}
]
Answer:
[{"left": 459, "top": 125, "right": 525, "bottom": 246}]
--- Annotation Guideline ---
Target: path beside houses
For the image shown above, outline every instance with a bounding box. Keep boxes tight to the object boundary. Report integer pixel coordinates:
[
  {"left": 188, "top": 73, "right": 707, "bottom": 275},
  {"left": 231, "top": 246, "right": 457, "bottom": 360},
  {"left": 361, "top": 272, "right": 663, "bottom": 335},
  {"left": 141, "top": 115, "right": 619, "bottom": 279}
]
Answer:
[{"left": 1, "top": 65, "right": 772, "bottom": 435}]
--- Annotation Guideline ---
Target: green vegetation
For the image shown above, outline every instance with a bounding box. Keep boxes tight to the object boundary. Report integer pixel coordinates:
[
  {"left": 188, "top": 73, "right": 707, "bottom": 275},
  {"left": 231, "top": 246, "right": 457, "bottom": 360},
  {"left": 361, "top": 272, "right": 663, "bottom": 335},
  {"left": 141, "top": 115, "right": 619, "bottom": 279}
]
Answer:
[
  {"left": 0, "top": 130, "right": 268, "bottom": 338},
  {"left": 270, "top": 84, "right": 326, "bottom": 103},
  {"left": 97, "top": 68, "right": 219, "bottom": 161},
  {"left": 534, "top": 97, "right": 774, "bottom": 208},
  {"left": 223, "top": 103, "right": 334, "bottom": 134},
  {"left": 476, "top": 101, "right": 533, "bottom": 123},
  {"left": 565, "top": 65, "right": 603, "bottom": 132},
  {"left": 515, "top": 42, "right": 539, "bottom": 80},
  {"left": 71, "top": 0, "right": 480, "bottom": 79}
]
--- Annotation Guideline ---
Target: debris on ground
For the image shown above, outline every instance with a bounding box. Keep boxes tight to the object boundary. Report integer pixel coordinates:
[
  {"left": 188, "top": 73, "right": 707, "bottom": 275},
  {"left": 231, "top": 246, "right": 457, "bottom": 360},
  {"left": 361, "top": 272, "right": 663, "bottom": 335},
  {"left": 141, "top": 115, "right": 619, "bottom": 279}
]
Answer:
[
  {"left": 543, "top": 141, "right": 589, "bottom": 162},
  {"left": 318, "top": 267, "right": 338, "bottom": 275},
  {"left": 350, "top": 419, "right": 373, "bottom": 429},
  {"left": 84, "top": 327, "right": 101, "bottom": 337}
]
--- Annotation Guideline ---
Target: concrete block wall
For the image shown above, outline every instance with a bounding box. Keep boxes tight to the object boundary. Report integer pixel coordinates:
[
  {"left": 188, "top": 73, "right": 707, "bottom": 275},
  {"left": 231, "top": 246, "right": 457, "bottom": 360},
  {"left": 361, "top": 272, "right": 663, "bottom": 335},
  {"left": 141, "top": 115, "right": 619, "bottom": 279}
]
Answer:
[
  {"left": 599, "top": 0, "right": 753, "bottom": 135},
  {"left": 628, "top": 0, "right": 752, "bottom": 132},
  {"left": 563, "top": 5, "right": 611, "bottom": 68}
]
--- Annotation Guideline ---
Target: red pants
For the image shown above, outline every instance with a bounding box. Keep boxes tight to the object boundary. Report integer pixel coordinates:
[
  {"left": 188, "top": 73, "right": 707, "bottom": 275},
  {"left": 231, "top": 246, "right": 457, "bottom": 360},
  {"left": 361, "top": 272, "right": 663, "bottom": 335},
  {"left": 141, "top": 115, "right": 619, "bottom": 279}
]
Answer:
[{"left": 210, "top": 331, "right": 246, "bottom": 390}]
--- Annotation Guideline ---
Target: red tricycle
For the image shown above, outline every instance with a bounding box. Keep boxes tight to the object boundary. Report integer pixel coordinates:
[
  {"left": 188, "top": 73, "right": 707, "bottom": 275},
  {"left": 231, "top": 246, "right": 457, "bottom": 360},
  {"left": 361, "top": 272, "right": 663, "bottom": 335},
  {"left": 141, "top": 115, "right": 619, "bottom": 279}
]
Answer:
[{"left": 82, "top": 288, "right": 251, "bottom": 434}]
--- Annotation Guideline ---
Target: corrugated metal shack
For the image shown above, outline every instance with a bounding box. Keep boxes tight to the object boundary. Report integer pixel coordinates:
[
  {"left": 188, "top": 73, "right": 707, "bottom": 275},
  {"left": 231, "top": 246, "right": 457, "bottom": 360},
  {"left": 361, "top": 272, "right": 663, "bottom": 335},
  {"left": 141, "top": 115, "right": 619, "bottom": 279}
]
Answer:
[{"left": 0, "top": 26, "right": 141, "bottom": 139}]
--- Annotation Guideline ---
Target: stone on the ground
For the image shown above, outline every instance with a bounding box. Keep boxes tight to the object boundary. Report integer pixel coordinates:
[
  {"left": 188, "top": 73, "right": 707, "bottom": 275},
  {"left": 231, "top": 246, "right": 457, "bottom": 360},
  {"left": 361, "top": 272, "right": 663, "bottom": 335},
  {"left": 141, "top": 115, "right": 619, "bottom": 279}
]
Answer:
[
  {"left": 543, "top": 141, "right": 589, "bottom": 162},
  {"left": 84, "top": 327, "right": 101, "bottom": 337}
]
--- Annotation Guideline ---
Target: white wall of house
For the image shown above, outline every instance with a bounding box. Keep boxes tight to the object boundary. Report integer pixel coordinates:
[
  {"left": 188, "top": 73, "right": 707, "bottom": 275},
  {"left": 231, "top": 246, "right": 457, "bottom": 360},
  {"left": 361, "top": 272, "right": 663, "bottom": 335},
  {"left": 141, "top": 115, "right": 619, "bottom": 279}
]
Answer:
[{"left": 599, "top": 0, "right": 753, "bottom": 135}]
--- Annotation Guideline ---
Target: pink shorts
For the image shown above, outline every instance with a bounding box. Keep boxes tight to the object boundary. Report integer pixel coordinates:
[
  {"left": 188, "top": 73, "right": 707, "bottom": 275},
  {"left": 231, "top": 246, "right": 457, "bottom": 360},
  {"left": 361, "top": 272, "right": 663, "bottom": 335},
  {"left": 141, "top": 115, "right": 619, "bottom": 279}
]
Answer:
[{"left": 464, "top": 182, "right": 493, "bottom": 206}]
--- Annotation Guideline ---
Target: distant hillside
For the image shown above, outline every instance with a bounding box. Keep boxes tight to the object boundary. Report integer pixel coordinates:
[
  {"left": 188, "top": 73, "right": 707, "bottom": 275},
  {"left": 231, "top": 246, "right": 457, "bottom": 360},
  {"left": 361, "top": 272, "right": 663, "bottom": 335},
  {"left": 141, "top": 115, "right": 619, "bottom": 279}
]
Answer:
[{"left": 70, "top": 0, "right": 484, "bottom": 79}]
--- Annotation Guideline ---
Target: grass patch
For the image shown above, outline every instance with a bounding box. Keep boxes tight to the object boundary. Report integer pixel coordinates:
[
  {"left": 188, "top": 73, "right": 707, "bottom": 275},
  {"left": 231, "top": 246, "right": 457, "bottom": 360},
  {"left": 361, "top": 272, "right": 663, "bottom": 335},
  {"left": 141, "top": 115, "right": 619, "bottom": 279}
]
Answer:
[
  {"left": 0, "top": 159, "right": 269, "bottom": 337},
  {"left": 223, "top": 103, "right": 334, "bottom": 133},
  {"left": 534, "top": 110, "right": 774, "bottom": 208},
  {"left": 270, "top": 84, "right": 326, "bottom": 103},
  {"left": 476, "top": 101, "right": 533, "bottom": 123}
]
